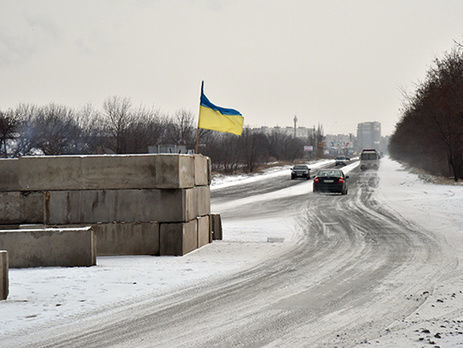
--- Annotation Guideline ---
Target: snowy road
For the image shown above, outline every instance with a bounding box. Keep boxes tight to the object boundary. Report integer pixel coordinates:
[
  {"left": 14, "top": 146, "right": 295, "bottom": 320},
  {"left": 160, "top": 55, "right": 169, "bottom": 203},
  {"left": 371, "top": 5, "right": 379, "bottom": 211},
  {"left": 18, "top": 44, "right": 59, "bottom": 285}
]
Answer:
[{"left": 3, "top": 159, "right": 463, "bottom": 347}]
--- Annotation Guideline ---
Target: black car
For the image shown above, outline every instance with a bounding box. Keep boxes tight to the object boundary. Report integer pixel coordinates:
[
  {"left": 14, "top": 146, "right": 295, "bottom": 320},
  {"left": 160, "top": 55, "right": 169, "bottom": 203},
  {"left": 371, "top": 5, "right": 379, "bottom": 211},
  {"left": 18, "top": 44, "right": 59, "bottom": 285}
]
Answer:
[
  {"left": 313, "top": 169, "right": 349, "bottom": 194},
  {"left": 335, "top": 156, "right": 348, "bottom": 166},
  {"left": 291, "top": 165, "right": 311, "bottom": 180}
]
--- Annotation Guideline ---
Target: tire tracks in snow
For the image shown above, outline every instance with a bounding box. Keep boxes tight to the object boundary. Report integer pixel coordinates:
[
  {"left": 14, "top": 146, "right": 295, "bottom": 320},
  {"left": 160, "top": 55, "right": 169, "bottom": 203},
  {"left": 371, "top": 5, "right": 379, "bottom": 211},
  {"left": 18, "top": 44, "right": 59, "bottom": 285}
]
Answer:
[{"left": 10, "top": 167, "right": 450, "bottom": 348}]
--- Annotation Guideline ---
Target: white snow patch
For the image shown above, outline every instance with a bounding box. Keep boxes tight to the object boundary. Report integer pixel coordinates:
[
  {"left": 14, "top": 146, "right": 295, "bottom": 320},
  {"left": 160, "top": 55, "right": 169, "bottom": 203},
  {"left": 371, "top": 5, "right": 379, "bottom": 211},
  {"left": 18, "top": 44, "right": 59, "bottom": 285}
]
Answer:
[
  {"left": 211, "top": 159, "right": 334, "bottom": 190},
  {"left": 371, "top": 157, "right": 463, "bottom": 347},
  {"left": 0, "top": 240, "right": 293, "bottom": 338}
]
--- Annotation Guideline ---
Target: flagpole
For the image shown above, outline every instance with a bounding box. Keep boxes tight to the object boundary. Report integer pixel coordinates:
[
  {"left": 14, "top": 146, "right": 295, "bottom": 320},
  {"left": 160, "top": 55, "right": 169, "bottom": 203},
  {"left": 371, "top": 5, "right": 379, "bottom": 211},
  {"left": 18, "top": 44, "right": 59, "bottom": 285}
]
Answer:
[
  {"left": 195, "top": 81, "right": 204, "bottom": 154},
  {"left": 195, "top": 129, "right": 200, "bottom": 154}
]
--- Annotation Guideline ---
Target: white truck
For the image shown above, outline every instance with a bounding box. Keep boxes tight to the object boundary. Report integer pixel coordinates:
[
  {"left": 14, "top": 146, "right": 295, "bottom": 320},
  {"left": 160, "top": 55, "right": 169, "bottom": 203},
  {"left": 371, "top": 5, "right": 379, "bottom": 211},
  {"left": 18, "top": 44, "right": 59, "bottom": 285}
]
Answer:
[{"left": 360, "top": 149, "right": 380, "bottom": 170}]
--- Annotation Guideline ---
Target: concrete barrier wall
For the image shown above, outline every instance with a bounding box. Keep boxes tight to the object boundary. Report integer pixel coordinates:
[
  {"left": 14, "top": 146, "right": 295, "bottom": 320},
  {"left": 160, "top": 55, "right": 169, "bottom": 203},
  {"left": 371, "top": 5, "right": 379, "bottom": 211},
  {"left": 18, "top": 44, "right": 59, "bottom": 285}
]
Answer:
[
  {"left": 160, "top": 220, "right": 198, "bottom": 256},
  {"left": 0, "top": 192, "right": 44, "bottom": 224},
  {"left": 197, "top": 215, "right": 210, "bottom": 248},
  {"left": 0, "top": 159, "right": 20, "bottom": 192},
  {"left": 93, "top": 222, "right": 160, "bottom": 256},
  {"left": 0, "top": 227, "right": 96, "bottom": 268},
  {"left": 158, "top": 215, "right": 212, "bottom": 256},
  {"left": 0, "top": 154, "right": 213, "bottom": 258},
  {"left": 17, "top": 154, "right": 210, "bottom": 191},
  {"left": 194, "top": 156, "right": 210, "bottom": 186},
  {"left": 45, "top": 186, "right": 210, "bottom": 225},
  {"left": 0, "top": 250, "right": 8, "bottom": 300}
]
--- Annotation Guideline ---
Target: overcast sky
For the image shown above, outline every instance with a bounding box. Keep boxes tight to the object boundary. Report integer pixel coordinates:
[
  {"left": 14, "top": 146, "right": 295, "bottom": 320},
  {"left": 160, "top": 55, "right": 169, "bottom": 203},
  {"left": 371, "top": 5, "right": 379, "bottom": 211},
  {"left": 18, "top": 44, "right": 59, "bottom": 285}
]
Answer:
[{"left": 1, "top": 0, "right": 462, "bottom": 135}]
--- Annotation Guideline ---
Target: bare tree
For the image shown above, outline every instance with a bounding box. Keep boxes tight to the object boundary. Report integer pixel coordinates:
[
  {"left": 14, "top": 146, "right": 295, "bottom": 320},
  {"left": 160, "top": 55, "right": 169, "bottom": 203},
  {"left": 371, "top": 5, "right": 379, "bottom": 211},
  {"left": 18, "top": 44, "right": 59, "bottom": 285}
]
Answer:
[
  {"left": 164, "top": 109, "right": 195, "bottom": 147},
  {"left": 0, "top": 109, "right": 19, "bottom": 157},
  {"left": 124, "top": 106, "right": 165, "bottom": 153},
  {"left": 103, "top": 96, "right": 133, "bottom": 153},
  {"left": 31, "top": 104, "right": 82, "bottom": 155},
  {"left": 390, "top": 46, "right": 463, "bottom": 180},
  {"left": 12, "top": 104, "right": 39, "bottom": 156}
]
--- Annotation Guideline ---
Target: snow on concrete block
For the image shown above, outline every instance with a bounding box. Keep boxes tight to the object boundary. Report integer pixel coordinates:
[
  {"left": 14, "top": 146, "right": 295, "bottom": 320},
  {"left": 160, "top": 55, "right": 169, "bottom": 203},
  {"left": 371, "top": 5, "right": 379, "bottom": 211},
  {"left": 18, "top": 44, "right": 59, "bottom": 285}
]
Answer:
[
  {"left": 159, "top": 220, "right": 198, "bottom": 256},
  {"left": 93, "top": 222, "right": 160, "bottom": 256},
  {"left": 0, "top": 159, "right": 20, "bottom": 192},
  {"left": 210, "top": 214, "right": 223, "bottom": 240},
  {"left": 0, "top": 227, "right": 96, "bottom": 268},
  {"left": 0, "top": 250, "right": 8, "bottom": 300},
  {"left": 197, "top": 215, "right": 210, "bottom": 248}
]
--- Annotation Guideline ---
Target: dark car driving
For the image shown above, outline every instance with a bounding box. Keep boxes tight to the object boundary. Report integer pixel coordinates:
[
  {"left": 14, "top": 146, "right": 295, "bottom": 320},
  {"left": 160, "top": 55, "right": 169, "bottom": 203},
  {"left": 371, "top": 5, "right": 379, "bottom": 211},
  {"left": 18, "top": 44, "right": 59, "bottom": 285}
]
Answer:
[
  {"left": 335, "top": 156, "right": 348, "bottom": 166},
  {"left": 313, "top": 169, "right": 349, "bottom": 195},
  {"left": 291, "top": 165, "right": 311, "bottom": 180}
]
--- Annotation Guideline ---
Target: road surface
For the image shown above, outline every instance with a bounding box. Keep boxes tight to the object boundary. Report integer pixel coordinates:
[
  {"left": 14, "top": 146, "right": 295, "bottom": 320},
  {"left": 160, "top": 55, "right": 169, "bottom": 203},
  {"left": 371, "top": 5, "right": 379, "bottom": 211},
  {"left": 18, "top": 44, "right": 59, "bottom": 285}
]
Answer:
[{"left": 7, "top": 163, "right": 450, "bottom": 347}]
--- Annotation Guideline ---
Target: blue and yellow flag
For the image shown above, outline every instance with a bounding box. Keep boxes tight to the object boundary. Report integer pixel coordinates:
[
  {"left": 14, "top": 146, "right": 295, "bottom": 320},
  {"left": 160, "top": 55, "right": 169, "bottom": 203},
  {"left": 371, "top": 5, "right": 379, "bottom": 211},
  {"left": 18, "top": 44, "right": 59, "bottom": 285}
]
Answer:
[{"left": 198, "top": 82, "right": 244, "bottom": 136}]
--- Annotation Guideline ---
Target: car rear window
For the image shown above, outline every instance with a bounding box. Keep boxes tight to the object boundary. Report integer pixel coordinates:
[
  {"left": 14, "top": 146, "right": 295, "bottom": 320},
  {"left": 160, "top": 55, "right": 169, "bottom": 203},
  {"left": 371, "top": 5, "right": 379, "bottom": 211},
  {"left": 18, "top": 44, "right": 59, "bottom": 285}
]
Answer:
[
  {"left": 293, "top": 165, "right": 308, "bottom": 170},
  {"left": 318, "top": 170, "right": 342, "bottom": 177},
  {"left": 361, "top": 152, "right": 378, "bottom": 160}
]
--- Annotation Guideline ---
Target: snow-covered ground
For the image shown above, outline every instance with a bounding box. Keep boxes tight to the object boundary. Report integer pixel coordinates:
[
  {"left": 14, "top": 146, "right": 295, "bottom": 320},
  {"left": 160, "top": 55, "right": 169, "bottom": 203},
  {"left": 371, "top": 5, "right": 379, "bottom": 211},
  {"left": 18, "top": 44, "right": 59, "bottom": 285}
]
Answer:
[
  {"left": 2, "top": 161, "right": 330, "bottom": 337},
  {"left": 1, "top": 157, "right": 463, "bottom": 347},
  {"left": 371, "top": 157, "right": 463, "bottom": 347}
]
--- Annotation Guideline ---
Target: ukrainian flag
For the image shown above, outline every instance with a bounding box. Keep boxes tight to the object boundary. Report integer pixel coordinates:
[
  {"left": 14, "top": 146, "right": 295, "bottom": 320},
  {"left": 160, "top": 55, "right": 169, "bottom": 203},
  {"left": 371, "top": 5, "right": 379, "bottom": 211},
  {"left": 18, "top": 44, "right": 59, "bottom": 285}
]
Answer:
[{"left": 198, "top": 82, "right": 244, "bottom": 136}]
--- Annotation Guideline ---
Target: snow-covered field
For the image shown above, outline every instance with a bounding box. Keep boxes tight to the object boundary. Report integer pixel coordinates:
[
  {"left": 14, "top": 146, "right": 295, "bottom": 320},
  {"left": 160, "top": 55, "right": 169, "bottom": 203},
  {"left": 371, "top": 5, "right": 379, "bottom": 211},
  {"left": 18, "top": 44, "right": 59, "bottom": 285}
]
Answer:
[
  {"left": 372, "top": 157, "right": 463, "bottom": 347},
  {"left": 1, "top": 157, "right": 463, "bottom": 347}
]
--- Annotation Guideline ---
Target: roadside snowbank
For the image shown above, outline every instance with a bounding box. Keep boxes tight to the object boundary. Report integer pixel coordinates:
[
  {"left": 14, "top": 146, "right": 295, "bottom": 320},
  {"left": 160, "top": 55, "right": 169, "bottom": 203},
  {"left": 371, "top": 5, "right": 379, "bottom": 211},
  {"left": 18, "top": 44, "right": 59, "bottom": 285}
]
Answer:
[
  {"left": 211, "top": 159, "right": 333, "bottom": 190},
  {"left": 371, "top": 157, "right": 463, "bottom": 347}
]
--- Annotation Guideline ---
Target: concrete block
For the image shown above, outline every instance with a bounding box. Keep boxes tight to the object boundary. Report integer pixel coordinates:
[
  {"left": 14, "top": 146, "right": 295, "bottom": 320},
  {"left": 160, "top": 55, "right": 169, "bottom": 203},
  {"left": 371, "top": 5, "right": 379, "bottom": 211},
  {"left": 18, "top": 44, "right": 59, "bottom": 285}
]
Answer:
[
  {"left": 0, "top": 250, "right": 8, "bottom": 300},
  {"left": 0, "top": 192, "right": 20, "bottom": 223},
  {"left": 81, "top": 154, "right": 196, "bottom": 189},
  {"left": 46, "top": 187, "right": 210, "bottom": 225},
  {"left": 93, "top": 222, "right": 160, "bottom": 256},
  {"left": 0, "top": 192, "right": 44, "bottom": 224},
  {"left": 185, "top": 186, "right": 211, "bottom": 221},
  {"left": 197, "top": 215, "right": 210, "bottom": 248},
  {"left": 19, "top": 156, "right": 83, "bottom": 191},
  {"left": 207, "top": 157, "right": 212, "bottom": 185},
  {"left": 159, "top": 220, "right": 197, "bottom": 256},
  {"left": 18, "top": 154, "right": 198, "bottom": 191},
  {"left": 0, "top": 159, "right": 20, "bottom": 191},
  {"left": 210, "top": 214, "right": 223, "bottom": 240},
  {"left": 194, "top": 155, "right": 209, "bottom": 186},
  {"left": 0, "top": 227, "right": 96, "bottom": 268},
  {"left": 21, "top": 192, "right": 44, "bottom": 223}
]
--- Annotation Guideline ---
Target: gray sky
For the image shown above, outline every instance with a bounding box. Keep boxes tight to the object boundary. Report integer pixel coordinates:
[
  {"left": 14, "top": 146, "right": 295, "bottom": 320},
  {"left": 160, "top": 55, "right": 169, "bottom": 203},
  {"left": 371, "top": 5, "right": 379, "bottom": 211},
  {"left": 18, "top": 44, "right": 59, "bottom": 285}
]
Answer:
[{"left": 1, "top": 0, "right": 462, "bottom": 135}]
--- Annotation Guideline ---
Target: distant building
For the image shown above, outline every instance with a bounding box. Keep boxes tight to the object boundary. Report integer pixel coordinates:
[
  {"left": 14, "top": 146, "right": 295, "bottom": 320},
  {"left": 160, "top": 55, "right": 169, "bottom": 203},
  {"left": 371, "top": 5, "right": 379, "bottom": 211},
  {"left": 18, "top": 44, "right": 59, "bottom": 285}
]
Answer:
[
  {"left": 251, "top": 126, "right": 315, "bottom": 139},
  {"left": 356, "top": 122, "right": 381, "bottom": 151},
  {"left": 324, "top": 133, "right": 355, "bottom": 156}
]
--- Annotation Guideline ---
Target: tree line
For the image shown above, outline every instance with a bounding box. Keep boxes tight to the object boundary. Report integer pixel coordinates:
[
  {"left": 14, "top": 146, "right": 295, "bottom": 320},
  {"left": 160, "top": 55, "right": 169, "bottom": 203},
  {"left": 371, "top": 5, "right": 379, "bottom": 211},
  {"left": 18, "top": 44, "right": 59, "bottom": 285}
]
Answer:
[
  {"left": 0, "top": 97, "right": 323, "bottom": 173},
  {"left": 389, "top": 45, "right": 463, "bottom": 181}
]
